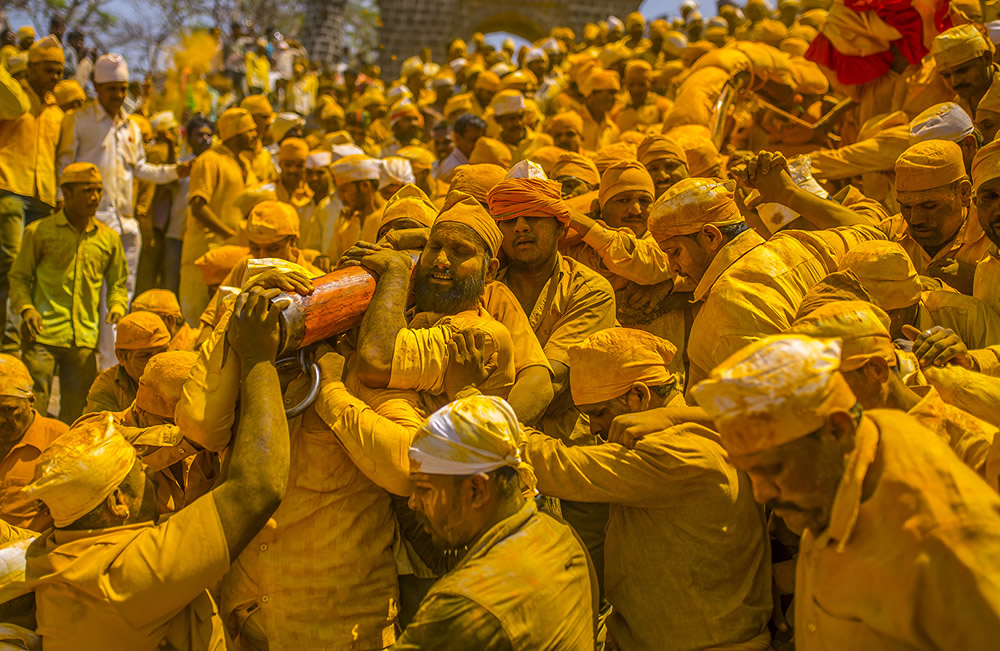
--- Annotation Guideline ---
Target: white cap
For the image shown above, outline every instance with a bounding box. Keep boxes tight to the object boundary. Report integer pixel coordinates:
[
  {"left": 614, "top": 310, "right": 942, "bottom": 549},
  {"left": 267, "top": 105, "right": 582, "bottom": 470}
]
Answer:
[
  {"left": 387, "top": 85, "right": 413, "bottom": 104},
  {"left": 449, "top": 58, "right": 468, "bottom": 74},
  {"left": 681, "top": 0, "right": 699, "bottom": 10},
  {"left": 489, "top": 62, "right": 512, "bottom": 77},
  {"left": 493, "top": 92, "right": 526, "bottom": 117},
  {"left": 608, "top": 15, "right": 624, "bottom": 31},
  {"left": 149, "top": 110, "right": 178, "bottom": 131},
  {"left": 908, "top": 102, "right": 975, "bottom": 145},
  {"left": 94, "top": 53, "right": 129, "bottom": 84},
  {"left": 306, "top": 151, "right": 333, "bottom": 169},
  {"left": 540, "top": 37, "right": 561, "bottom": 54},
  {"left": 330, "top": 143, "right": 365, "bottom": 160},
  {"left": 379, "top": 157, "right": 416, "bottom": 189},
  {"left": 505, "top": 160, "right": 547, "bottom": 180},
  {"left": 988, "top": 20, "right": 1000, "bottom": 45},
  {"left": 524, "top": 48, "right": 548, "bottom": 65}
]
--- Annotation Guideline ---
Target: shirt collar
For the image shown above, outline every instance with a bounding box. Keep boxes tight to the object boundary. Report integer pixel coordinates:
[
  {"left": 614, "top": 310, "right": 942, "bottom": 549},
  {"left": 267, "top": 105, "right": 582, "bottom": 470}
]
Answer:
[
  {"left": 693, "top": 229, "right": 765, "bottom": 302},
  {"left": 3, "top": 410, "right": 50, "bottom": 459},
  {"left": 818, "top": 416, "right": 880, "bottom": 550},
  {"left": 497, "top": 253, "right": 566, "bottom": 331},
  {"left": 53, "top": 209, "right": 97, "bottom": 234}
]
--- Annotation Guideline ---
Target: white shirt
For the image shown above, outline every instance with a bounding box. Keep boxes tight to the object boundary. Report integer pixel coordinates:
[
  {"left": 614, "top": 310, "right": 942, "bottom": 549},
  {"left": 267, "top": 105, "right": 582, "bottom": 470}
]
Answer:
[
  {"left": 435, "top": 147, "right": 468, "bottom": 180},
  {"left": 57, "top": 102, "right": 178, "bottom": 217}
]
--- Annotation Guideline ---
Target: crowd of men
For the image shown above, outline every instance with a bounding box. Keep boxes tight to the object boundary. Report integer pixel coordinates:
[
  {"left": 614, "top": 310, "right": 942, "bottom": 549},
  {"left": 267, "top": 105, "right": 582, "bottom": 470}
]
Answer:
[{"left": 3, "top": 0, "right": 1000, "bottom": 648}]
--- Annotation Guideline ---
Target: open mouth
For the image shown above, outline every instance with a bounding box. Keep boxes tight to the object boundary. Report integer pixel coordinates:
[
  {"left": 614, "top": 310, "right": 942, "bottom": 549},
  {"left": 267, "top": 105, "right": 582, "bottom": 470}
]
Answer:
[{"left": 429, "top": 272, "right": 453, "bottom": 284}]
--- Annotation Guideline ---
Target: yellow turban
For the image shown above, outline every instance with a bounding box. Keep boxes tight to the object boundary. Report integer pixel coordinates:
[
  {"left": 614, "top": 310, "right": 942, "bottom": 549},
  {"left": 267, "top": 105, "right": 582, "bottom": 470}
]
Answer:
[
  {"left": 27, "top": 35, "right": 64, "bottom": 65},
  {"left": 637, "top": 134, "right": 688, "bottom": 167},
  {"left": 837, "top": 241, "right": 921, "bottom": 310},
  {"left": 17, "top": 26, "right": 35, "bottom": 41},
  {"left": 194, "top": 245, "right": 250, "bottom": 286},
  {"left": 474, "top": 71, "right": 501, "bottom": 93},
  {"left": 973, "top": 139, "right": 1000, "bottom": 191},
  {"left": 397, "top": 146, "right": 437, "bottom": 173},
  {"left": 648, "top": 178, "right": 741, "bottom": 242},
  {"left": 59, "top": 162, "right": 101, "bottom": 186},
  {"left": 569, "top": 328, "right": 677, "bottom": 405},
  {"left": 488, "top": 178, "right": 572, "bottom": 224},
  {"left": 526, "top": 146, "right": 568, "bottom": 176},
  {"left": 116, "top": 311, "right": 170, "bottom": 350},
  {"left": 380, "top": 184, "right": 438, "bottom": 233},
  {"left": 894, "top": 140, "right": 967, "bottom": 192},
  {"left": 667, "top": 125, "right": 722, "bottom": 177},
  {"left": 23, "top": 415, "right": 138, "bottom": 527},
  {"left": 332, "top": 153, "right": 381, "bottom": 185},
  {"left": 591, "top": 142, "right": 638, "bottom": 175},
  {"left": 626, "top": 11, "right": 646, "bottom": 30},
  {"left": 551, "top": 152, "right": 601, "bottom": 186},
  {"left": 278, "top": 137, "right": 310, "bottom": 162},
  {"left": 0, "top": 354, "right": 34, "bottom": 400},
  {"left": 800, "top": 8, "right": 828, "bottom": 28},
  {"left": 754, "top": 19, "right": 789, "bottom": 47},
  {"left": 247, "top": 200, "right": 300, "bottom": 244},
  {"left": 545, "top": 111, "right": 584, "bottom": 136},
  {"left": 623, "top": 60, "right": 653, "bottom": 84},
  {"left": 435, "top": 191, "right": 503, "bottom": 256},
  {"left": 448, "top": 164, "right": 508, "bottom": 204},
  {"left": 599, "top": 160, "right": 655, "bottom": 208},
  {"left": 217, "top": 107, "right": 255, "bottom": 142},
  {"left": 932, "top": 24, "right": 989, "bottom": 70},
  {"left": 469, "top": 137, "right": 513, "bottom": 168},
  {"left": 132, "top": 289, "right": 182, "bottom": 320},
  {"left": 444, "top": 94, "right": 474, "bottom": 117},
  {"left": 780, "top": 37, "right": 810, "bottom": 56},
  {"left": 53, "top": 79, "right": 85, "bottom": 106},
  {"left": 410, "top": 395, "right": 536, "bottom": 492},
  {"left": 581, "top": 69, "right": 621, "bottom": 97},
  {"left": 787, "top": 301, "right": 896, "bottom": 372},
  {"left": 135, "top": 351, "right": 198, "bottom": 420},
  {"left": 240, "top": 94, "right": 274, "bottom": 119},
  {"left": 321, "top": 100, "right": 345, "bottom": 121},
  {"left": 692, "top": 336, "right": 859, "bottom": 457}
]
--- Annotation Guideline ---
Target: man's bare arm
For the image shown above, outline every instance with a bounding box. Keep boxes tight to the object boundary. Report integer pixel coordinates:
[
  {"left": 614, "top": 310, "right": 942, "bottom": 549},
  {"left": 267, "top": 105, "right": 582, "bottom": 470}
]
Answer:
[{"left": 189, "top": 196, "right": 237, "bottom": 238}]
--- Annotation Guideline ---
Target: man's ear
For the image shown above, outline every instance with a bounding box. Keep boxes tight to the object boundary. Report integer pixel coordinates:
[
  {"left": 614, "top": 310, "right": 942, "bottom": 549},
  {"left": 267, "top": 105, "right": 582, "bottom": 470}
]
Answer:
[
  {"left": 701, "top": 223, "right": 726, "bottom": 252},
  {"left": 628, "top": 382, "right": 652, "bottom": 411},
  {"left": 826, "top": 409, "right": 859, "bottom": 455},
  {"left": 485, "top": 257, "right": 500, "bottom": 282},
  {"left": 863, "top": 356, "right": 890, "bottom": 384},
  {"left": 959, "top": 178, "right": 973, "bottom": 207},
  {"left": 106, "top": 487, "right": 130, "bottom": 520},
  {"left": 466, "top": 473, "right": 492, "bottom": 509}
]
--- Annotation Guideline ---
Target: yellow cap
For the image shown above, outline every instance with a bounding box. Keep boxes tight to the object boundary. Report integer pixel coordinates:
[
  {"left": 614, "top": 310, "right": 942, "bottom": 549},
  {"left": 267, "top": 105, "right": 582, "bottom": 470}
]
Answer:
[
  {"left": 435, "top": 191, "right": 503, "bottom": 256},
  {"left": 624, "top": 59, "right": 653, "bottom": 83},
  {"left": 469, "top": 137, "right": 513, "bottom": 168},
  {"left": 115, "top": 311, "right": 171, "bottom": 350},
  {"left": 692, "top": 335, "right": 859, "bottom": 457},
  {"left": 932, "top": 24, "right": 989, "bottom": 70},
  {"left": 135, "top": 351, "right": 198, "bottom": 419},
  {"left": 637, "top": 134, "right": 688, "bottom": 167},
  {"left": 599, "top": 160, "right": 655, "bottom": 208},
  {"left": 53, "top": 79, "right": 86, "bottom": 106},
  {"left": 246, "top": 200, "right": 300, "bottom": 244},
  {"left": 837, "top": 241, "right": 922, "bottom": 310},
  {"left": 448, "top": 164, "right": 508, "bottom": 203},
  {"left": 551, "top": 152, "right": 600, "bottom": 186},
  {"left": 23, "top": 414, "right": 138, "bottom": 527},
  {"left": 397, "top": 146, "right": 437, "bottom": 173},
  {"left": 569, "top": 328, "right": 677, "bottom": 405},
  {"left": 580, "top": 69, "right": 621, "bottom": 97},
  {"left": 894, "top": 140, "right": 967, "bottom": 192},
  {"left": 278, "top": 137, "right": 309, "bottom": 162},
  {"left": 59, "top": 162, "right": 102, "bottom": 186},
  {"left": 240, "top": 93, "right": 274, "bottom": 118},
  {"left": 787, "top": 301, "right": 896, "bottom": 372},
  {"left": 972, "top": 139, "right": 1000, "bottom": 191},
  {"left": 27, "top": 34, "right": 64, "bottom": 65},
  {"left": 474, "top": 71, "right": 501, "bottom": 92},
  {"left": 131, "top": 289, "right": 182, "bottom": 319},
  {"left": 17, "top": 26, "right": 35, "bottom": 41},
  {"left": 0, "top": 354, "right": 34, "bottom": 400},
  {"left": 591, "top": 141, "right": 638, "bottom": 175},
  {"left": 380, "top": 184, "right": 438, "bottom": 233},
  {"left": 648, "top": 178, "right": 742, "bottom": 242},
  {"left": 217, "top": 107, "right": 255, "bottom": 142}
]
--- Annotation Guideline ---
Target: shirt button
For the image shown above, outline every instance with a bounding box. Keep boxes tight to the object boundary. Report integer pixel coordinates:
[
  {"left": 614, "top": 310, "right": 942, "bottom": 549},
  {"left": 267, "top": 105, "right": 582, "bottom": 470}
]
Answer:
[
  {"left": 261, "top": 595, "right": 269, "bottom": 603},
  {"left": 260, "top": 543, "right": 268, "bottom": 551},
  {"left": 808, "top": 623, "right": 817, "bottom": 633},
  {"left": 178, "top": 447, "right": 186, "bottom": 455}
]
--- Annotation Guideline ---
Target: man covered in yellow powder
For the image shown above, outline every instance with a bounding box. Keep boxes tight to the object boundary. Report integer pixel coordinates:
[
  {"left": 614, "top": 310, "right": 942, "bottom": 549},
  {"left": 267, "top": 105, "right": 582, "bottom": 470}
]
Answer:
[
  {"left": 84, "top": 311, "right": 170, "bottom": 414},
  {"left": 933, "top": 24, "right": 997, "bottom": 122},
  {"left": 458, "top": 70, "right": 501, "bottom": 119},
  {"left": 649, "top": 177, "right": 884, "bottom": 396},
  {"left": 575, "top": 69, "right": 621, "bottom": 151},
  {"left": 551, "top": 151, "right": 601, "bottom": 199},
  {"left": 546, "top": 111, "right": 586, "bottom": 153},
  {"left": 788, "top": 300, "right": 997, "bottom": 477},
  {"left": 239, "top": 94, "right": 279, "bottom": 182},
  {"left": 693, "top": 334, "right": 1000, "bottom": 650},
  {"left": 325, "top": 153, "right": 384, "bottom": 259},
  {"left": 636, "top": 134, "right": 690, "bottom": 199},
  {"left": 969, "top": 140, "right": 1000, "bottom": 308},
  {"left": 181, "top": 107, "right": 258, "bottom": 323},
  {"left": 525, "top": 328, "right": 773, "bottom": 651},
  {"left": 380, "top": 100, "right": 427, "bottom": 159},
  {"left": 490, "top": 90, "right": 554, "bottom": 164},
  {"left": 394, "top": 395, "right": 597, "bottom": 650},
  {"left": 256, "top": 137, "right": 313, "bottom": 214},
  {"left": 0, "top": 354, "right": 67, "bottom": 532},
  {"left": 22, "top": 287, "right": 291, "bottom": 650},
  {"left": 610, "top": 60, "right": 673, "bottom": 133}
]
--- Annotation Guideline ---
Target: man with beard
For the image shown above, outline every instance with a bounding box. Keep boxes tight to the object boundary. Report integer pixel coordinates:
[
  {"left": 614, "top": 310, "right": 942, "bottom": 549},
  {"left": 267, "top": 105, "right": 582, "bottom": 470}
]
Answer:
[
  {"left": 490, "top": 90, "right": 553, "bottom": 164},
  {"left": 933, "top": 25, "right": 997, "bottom": 121},
  {"left": 970, "top": 140, "right": 1000, "bottom": 307},
  {"left": 574, "top": 69, "right": 621, "bottom": 152},
  {"left": 394, "top": 395, "right": 597, "bottom": 650},
  {"left": 380, "top": 100, "right": 425, "bottom": 159},
  {"left": 325, "top": 154, "right": 383, "bottom": 259}
]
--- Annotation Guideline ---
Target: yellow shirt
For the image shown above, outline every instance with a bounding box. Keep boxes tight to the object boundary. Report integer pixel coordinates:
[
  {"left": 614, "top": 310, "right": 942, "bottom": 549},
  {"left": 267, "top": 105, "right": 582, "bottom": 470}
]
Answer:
[
  {"left": 974, "top": 244, "right": 1000, "bottom": 310},
  {"left": 481, "top": 281, "right": 553, "bottom": 377},
  {"left": 687, "top": 226, "right": 885, "bottom": 397},
  {"left": 84, "top": 364, "right": 138, "bottom": 415},
  {"left": 0, "top": 65, "right": 63, "bottom": 206},
  {"left": 325, "top": 195, "right": 385, "bottom": 259},
  {"left": 610, "top": 92, "right": 674, "bottom": 133},
  {"left": 25, "top": 495, "right": 231, "bottom": 650},
  {"left": 9, "top": 210, "right": 129, "bottom": 349},
  {"left": 182, "top": 143, "right": 255, "bottom": 265},
  {"left": 796, "top": 410, "right": 1000, "bottom": 650},
  {"left": 908, "top": 386, "right": 997, "bottom": 478},
  {"left": 563, "top": 222, "right": 674, "bottom": 291},
  {"left": 245, "top": 144, "right": 278, "bottom": 183},
  {"left": 577, "top": 105, "right": 620, "bottom": 152},
  {"left": 880, "top": 212, "right": 990, "bottom": 277},
  {"left": 526, "top": 424, "right": 773, "bottom": 651},
  {"left": 0, "top": 411, "right": 67, "bottom": 531}
]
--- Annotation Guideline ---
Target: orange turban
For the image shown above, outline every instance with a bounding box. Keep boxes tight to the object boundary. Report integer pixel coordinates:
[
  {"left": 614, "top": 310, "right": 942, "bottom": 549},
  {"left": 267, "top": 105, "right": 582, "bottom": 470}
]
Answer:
[
  {"left": 0, "top": 354, "right": 34, "bottom": 400},
  {"left": 474, "top": 71, "right": 501, "bottom": 92},
  {"left": 648, "top": 178, "right": 742, "bottom": 242},
  {"left": 894, "top": 140, "right": 967, "bottom": 192},
  {"left": 546, "top": 111, "right": 584, "bottom": 136},
  {"left": 469, "top": 137, "right": 513, "bottom": 168},
  {"left": 23, "top": 415, "right": 138, "bottom": 527},
  {"left": 435, "top": 191, "right": 503, "bottom": 256},
  {"left": 787, "top": 301, "right": 896, "bottom": 372},
  {"left": 194, "top": 245, "right": 250, "bottom": 286},
  {"left": 380, "top": 184, "right": 438, "bottom": 232},
  {"left": 247, "top": 200, "right": 300, "bottom": 243},
  {"left": 115, "top": 312, "right": 170, "bottom": 350},
  {"left": 551, "top": 152, "right": 600, "bottom": 186},
  {"left": 449, "top": 164, "right": 508, "bottom": 204},
  {"left": 569, "top": 328, "right": 677, "bottom": 405},
  {"left": 592, "top": 142, "right": 638, "bottom": 174},
  {"left": 837, "top": 241, "right": 922, "bottom": 310},
  {"left": 972, "top": 139, "right": 1000, "bottom": 191},
  {"left": 487, "top": 178, "right": 572, "bottom": 225},
  {"left": 278, "top": 137, "right": 310, "bottom": 162},
  {"left": 599, "top": 160, "right": 655, "bottom": 208},
  {"left": 135, "top": 351, "right": 198, "bottom": 419},
  {"left": 624, "top": 60, "right": 653, "bottom": 83},
  {"left": 132, "top": 289, "right": 182, "bottom": 320},
  {"left": 637, "top": 135, "right": 687, "bottom": 167}
]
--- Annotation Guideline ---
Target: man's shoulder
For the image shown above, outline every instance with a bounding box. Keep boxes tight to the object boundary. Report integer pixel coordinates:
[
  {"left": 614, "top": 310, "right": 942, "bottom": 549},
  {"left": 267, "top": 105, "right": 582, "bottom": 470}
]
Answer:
[{"left": 560, "top": 254, "right": 616, "bottom": 297}]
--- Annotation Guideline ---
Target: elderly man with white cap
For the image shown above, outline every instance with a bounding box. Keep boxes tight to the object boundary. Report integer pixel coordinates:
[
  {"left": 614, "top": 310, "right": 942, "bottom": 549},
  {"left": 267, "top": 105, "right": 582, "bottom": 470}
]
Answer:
[
  {"left": 692, "top": 334, "right": 1000, "bottom": 650},
  {"left": 56, "top": 53, "right": 190, "bottom": 368},
  {"left": 21, "top": 286, "right": 291, "bottom": 650},
  {"left": 395, "top": 395, "right": 597, "bottom": 650}
]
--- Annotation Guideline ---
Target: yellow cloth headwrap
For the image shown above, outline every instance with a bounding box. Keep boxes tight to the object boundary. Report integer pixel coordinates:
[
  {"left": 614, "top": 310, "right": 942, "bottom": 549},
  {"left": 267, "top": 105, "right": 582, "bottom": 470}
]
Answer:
[
  {"left": 135, "top": 351, "right": 198, "bottom": 419},
  {"left": 692, "top": 336, "right": 859, "bottom": 457},
  {"left": 837, "top": 241, "right": 922, "bottom": 310},
  {"left": 53, "top": 80, "right": 85, "bottom": 106},
  {"left": 240, "top": 94, "right": 274, "bottom": 118},
  {"left": 787, "top": 301, "right": 896, "bottom": 372},
  {"left": 648, "top": 178, "right": 742, "bottom": 242},
  {"left": 598, "top": 160, "right": 655, "bottom": 208},
  {"left": 894, "top": 140, "right": 967, "bottom": 192},
  {"left": 247, "top": 200, "right": 300, "bottom": 243},
  {"left": 551, "top": 152, "right": 600, "bottom": 186},
  {"left": 932, "top": 24, "right": 989, "bottom": 70},
  {"left": 545, "top": 111, "right": 584, "bottom": 136},
  {"left": 973, "top": 139, "right": 1000, "bottom": 191},
  {"left": 115, "top": 311, "right": 170, "bottom": 350},
  {"left": 435, "top": 191, "right": 503, "bottom": 256},
  {"left": 569, "top": 328, "right": 677, "bottom": 405},
  {"left": 278, "top": 137, "right": 310, "bottom": 162},
  {"left": 23, "top": 414, "right": 138, "bottom": 527},
  {"left": 0, "top": 354, "right": 34, "bottom": 400},
  {"left": 637, "top": 135, "right": 688, "bottom": 167},
  {"left": 27, "top": 35, "right": 64, "bottom": 65},
  {"left": 379, "top": 184, "right": 438, "bottom": 233},
  {"left": 59, "top": 162, "right": 102, "bottom": 186},
  {"left": 448, "top": 164, "right": 508, "bottom": 204},
  {"left": 469, "top": 137, "right": 512, "bottom": 168},
  {"left": 217, "top": 107, "right": 255, "bottom": 142},
  {"left": 132, "top": 289, "right": 182, "bottom": 320}
]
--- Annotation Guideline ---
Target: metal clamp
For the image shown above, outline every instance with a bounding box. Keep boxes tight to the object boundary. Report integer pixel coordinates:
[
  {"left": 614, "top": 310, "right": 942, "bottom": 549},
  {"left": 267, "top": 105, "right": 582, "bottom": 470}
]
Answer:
[{"left": 284, "top": 348, "right": 322, "bottom": 418}]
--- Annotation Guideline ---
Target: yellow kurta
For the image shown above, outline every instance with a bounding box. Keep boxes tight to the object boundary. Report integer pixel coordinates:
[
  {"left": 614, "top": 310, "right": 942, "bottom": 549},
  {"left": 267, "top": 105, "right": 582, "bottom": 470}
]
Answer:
[
  {"left": 577, "top": 106, "right": 620, "bottom": 152},
  {"left": 0, "top": 411, "right": 67, "bottom": 531},
  {"left": 796, "top": 410, "right": 1000, "bottom": 650},
  {"left": 880, "top": 212, "right": 990, "bottom": 277},
  {"left": 562, "top": 222, "right": 674, "bottom": 291},
  {"left": 974, "top": 244, "right": 1000, "bottom": 310},
  {"left": 83, "top": 364, "right": 138, "bottom": 415},
  {"left": 610, "top": 93, "right": 674, "bottom": 133},
  {"left": 908, "top": 386, "right": 997, "bottom": 478},
  {"left": 0, "top": 65, "right": 63, "bottom": 207},
  {"left": 525, "top": 423, "right": 772, "bottom": 651}
]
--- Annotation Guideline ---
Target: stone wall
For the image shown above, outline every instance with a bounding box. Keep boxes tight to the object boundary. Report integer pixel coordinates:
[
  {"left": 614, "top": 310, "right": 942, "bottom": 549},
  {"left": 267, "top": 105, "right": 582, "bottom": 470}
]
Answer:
[{"left": 376, "top": 0, "right": 641, "bottom": 76}]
